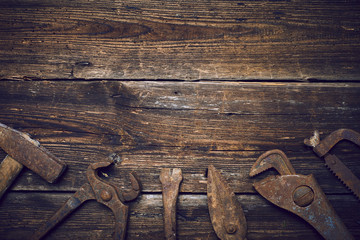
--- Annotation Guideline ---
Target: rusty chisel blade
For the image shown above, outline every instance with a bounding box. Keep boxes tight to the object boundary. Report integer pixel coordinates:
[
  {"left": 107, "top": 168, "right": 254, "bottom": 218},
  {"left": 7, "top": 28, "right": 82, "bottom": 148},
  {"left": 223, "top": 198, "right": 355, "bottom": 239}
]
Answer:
[
  {"left": 160, "top": 168, "right": 183, "bottom": 240},
  {"left": 207, "top": 165, "right": 247, "bottom": 240}
]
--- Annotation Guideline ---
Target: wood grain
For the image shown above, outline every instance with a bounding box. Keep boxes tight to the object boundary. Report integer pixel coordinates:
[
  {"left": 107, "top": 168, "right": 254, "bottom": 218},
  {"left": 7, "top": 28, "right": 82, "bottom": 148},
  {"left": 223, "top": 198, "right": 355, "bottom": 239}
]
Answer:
[
  {"left": 0, "top": 81, "right": 359, "bottom": 194},
  {"left": 0, "top": 0, "right": 360, "bottom": 80},
  {"left": 0, "top": 192, "right": 359, "bottom": 240}
]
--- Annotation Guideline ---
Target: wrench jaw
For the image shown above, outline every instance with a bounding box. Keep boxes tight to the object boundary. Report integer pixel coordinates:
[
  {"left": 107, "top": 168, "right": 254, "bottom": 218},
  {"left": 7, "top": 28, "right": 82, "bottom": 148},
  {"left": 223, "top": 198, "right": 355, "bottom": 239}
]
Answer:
[
  {"left": 250, "top": 150, "right": 294, "bottom": 204},
  {"left": 249, "top": 149, "right": 296, "bottom": 178}
]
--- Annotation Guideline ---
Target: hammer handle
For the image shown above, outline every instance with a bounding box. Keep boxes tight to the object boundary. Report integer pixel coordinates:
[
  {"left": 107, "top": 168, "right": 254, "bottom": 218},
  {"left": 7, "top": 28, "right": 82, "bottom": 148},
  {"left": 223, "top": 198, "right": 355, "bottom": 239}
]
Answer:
[{"left": 0, "top": 155, "right": 23, "bottom": 199}]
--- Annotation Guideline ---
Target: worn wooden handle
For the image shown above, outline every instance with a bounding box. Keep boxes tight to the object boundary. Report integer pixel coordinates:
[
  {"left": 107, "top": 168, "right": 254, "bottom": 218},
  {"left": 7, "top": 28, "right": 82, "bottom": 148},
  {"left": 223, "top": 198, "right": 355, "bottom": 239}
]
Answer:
[{"left": 0, "top": 155, "right": 23, "bottom": 199}]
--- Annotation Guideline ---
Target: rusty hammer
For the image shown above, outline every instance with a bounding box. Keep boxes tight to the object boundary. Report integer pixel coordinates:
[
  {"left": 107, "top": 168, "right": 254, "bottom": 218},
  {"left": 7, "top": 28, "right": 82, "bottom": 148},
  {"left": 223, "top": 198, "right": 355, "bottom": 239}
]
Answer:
[{"left": 0, "top": 123, "right": 66, "bottom": 199}]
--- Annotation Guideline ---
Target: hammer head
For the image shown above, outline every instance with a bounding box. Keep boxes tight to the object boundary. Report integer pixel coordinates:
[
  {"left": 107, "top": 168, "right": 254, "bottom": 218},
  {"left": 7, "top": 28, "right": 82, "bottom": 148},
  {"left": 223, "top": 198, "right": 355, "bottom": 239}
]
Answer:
[{"left": 0, "top": 123, "right": 66, "bottom": 183}]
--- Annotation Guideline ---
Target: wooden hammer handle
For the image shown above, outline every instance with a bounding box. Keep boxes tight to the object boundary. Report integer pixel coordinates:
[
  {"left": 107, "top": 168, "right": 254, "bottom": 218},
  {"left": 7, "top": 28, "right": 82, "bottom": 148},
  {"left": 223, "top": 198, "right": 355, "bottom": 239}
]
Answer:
[{"left": 0, "top": 155, "right": 23, "bottom": 199}]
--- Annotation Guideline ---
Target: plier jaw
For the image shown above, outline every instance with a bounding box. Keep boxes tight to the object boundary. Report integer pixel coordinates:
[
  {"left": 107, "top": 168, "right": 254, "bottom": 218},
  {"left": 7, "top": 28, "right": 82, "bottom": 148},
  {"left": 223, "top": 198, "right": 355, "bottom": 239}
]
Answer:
[
  {"left": 87, "top": 161, "right": 141, "bottom": 203},
  {"left": 207, "top": 165, "right": 247, "bottom": 240}
]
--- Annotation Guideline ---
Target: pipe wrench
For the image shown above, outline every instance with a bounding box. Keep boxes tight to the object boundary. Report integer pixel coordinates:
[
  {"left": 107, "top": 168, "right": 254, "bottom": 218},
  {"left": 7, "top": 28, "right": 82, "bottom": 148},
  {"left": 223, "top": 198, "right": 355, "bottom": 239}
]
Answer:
[
  {"left": 250, "top": 149, "right": 354, "bottom": 240},
  {"left": 305, "top": 129, "right": 360, "bottom": 199},
  {"left": 32, "top": 160, "right": 141, "bottom": 240}
]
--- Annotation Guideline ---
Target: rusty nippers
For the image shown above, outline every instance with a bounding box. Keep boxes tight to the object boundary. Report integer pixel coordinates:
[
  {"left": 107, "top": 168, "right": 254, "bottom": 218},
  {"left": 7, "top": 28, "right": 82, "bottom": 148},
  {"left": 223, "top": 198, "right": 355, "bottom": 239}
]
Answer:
[
  {"left": 32, "top": 160, "right": 141, "bottom": 240},
  {"left": 250, "top": 149, "right": 354, "bottom": 240}
]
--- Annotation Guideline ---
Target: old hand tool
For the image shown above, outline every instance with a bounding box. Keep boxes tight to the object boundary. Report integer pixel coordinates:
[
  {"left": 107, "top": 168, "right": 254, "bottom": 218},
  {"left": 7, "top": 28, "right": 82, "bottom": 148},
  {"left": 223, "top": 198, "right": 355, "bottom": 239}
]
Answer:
[
  {"left": 207, "top": 165, "right": 247, "bottom": 240},
  {"left": 32, "top": 160, "right": 141, "bottom": 240},
  {"left": 249, "top": 149, "right": 354, "bottom": 240},
  {"left": 160, "top": 168, "right": 183, "bottom": 240},
  {"left": 305, "top": 129, "right": 360, "bottom": 199},
  {"left": 0, "top": 122, "right": 66, "bottom": 199}
]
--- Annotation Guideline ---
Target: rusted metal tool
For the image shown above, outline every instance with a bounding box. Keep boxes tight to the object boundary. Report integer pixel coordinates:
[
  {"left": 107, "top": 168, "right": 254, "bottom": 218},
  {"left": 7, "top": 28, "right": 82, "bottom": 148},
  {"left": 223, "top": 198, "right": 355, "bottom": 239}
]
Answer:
[
  {"left": 250, "top": 149, "right": 354, "bottom": 240},
  {"left": 207, "top": 165, "right": 247, "bottom": 240},
  {"left": 159, "top": 168, "right": 183, "bottom": 240},
  {"left": 31, "top": 160, "right": 141, "bottom": 240},
  {"left": 0, "top": 123, "right": 66, "bottom": 199},
  {"left": 305, "top": 129, "right": 360, "bottom": 199}
]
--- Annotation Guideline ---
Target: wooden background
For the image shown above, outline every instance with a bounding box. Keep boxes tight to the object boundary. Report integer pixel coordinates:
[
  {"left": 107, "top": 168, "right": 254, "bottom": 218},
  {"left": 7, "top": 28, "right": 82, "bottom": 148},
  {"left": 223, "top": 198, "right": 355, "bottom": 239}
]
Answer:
[{"left": 0, "top": 1, "right": 360, "bottom": 239}]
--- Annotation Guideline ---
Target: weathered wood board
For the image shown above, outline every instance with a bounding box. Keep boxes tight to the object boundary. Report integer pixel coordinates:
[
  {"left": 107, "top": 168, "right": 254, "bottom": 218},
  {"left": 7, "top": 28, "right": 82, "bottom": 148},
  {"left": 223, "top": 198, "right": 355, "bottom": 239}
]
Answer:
[
  {"left": 1, "top": 81, "right": 360, "bottom": 193},
  {"left": 1, "top": 0, "right": 360, "bottom": 80},
  {"left": 0, "top": 81, "right": 359, "bottom": 239}
]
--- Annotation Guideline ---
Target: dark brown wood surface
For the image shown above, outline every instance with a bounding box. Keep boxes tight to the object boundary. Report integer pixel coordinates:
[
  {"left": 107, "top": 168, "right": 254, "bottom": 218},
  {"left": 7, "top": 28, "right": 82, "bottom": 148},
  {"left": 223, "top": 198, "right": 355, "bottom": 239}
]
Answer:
[
  {"left": 0, "top": 81, "right": 359, "bottom": 239},
  {"left": 1, "top": 0, "right": 360, "bottom": 239},
  {"left": 1, "top": 0, "right": 360, "bottom": 80}
]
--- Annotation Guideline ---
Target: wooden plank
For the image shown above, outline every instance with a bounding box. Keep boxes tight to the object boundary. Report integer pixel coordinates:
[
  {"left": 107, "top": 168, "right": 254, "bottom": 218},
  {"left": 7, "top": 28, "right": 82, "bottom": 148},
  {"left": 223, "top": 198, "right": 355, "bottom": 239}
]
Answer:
[
  {"left": 0, "top": 192, "right": 359, "bottom": 239},
  {"left": 0, "top": 0, "right": 360, "bottom": 80},
  {"left": 0, "top": 81, "right": 359, "bottom": 194}
]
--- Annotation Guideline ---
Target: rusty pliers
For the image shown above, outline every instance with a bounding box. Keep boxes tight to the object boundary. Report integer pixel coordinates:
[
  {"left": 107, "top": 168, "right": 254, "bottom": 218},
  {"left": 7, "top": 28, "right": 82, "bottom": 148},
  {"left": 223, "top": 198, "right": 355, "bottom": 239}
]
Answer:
[
  {"left": 249, "top": 149, "right": 354, "bottom": 240},
  {"left": 32, "top": 160, "right": 141, "bottom": 240}
]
